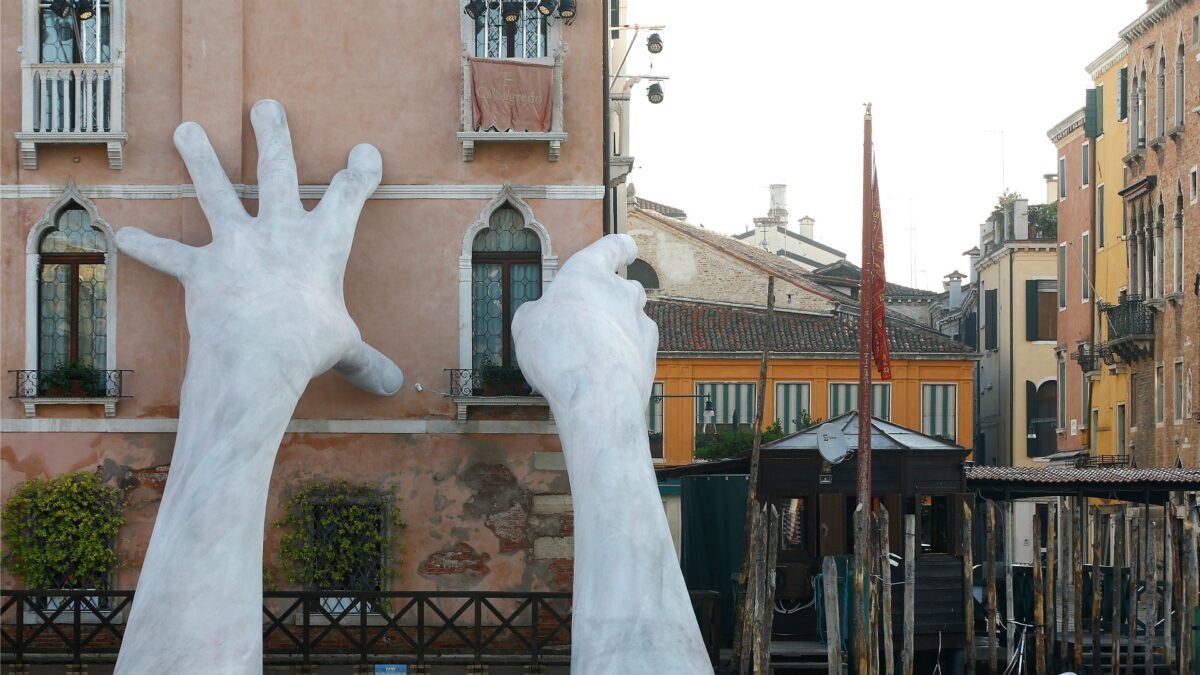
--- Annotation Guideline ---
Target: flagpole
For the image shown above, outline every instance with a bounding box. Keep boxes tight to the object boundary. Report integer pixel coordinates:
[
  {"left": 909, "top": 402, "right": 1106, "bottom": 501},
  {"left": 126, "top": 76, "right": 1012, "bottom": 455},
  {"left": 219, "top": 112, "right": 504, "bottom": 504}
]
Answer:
[{"left": 855, "top": 102, "right": 875, "bottom": 675}]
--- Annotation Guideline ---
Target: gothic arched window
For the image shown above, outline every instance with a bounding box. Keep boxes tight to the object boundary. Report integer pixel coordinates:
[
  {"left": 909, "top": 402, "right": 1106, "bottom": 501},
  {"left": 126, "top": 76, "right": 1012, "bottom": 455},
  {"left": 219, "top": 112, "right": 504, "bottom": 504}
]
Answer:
[
  {"left": 471, "top": 205, "right": 541, "bottom": 369},
  {"left": 38, "top": 204, "right": 108, "bottom": 370}
]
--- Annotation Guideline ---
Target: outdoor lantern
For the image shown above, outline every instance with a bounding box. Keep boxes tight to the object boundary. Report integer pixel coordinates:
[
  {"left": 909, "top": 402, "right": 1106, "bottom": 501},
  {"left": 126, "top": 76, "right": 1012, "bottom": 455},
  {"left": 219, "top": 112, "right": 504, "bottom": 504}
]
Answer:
[
  {"left": 647, "top": 82, "right": 664, "bottom": 104},
  {"left": 646, "top": 33, "right": 664, "bottom": 54},
  {"left": 49, "top": 0, "right": 71, "bottom": 18},
  {"left": 463, "top": 0, "right": 487, "bottom": 19},
  {"left": 536, "top": 0, "right": 557, "bottom": 15},
  {"left": 501, "top": 1, "right": 521, "bottom": 22},
  {"left": 703, "top": 400, "right": 715, "bottom": 421},
  {"left": 74, "top": 0, "right": 95, "bottom": 20},
  {"left": 558, "top": 0, "right": 576, "bottom": 18}
]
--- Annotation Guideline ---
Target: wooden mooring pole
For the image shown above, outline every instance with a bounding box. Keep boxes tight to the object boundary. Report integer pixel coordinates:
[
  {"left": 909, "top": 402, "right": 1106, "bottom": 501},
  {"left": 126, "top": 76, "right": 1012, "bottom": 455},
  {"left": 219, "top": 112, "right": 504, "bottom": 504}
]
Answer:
[
  {"left": 1046, "top": 502, "right": 1057, "bottom": 671},
  {"left": 1073, "top": 499, "right": 1083, "bottom": 670},
  {"left": 823, "top": 556, "right": 843, "bottom": 675},
  {"left": 1143, "top": 521, "right": 1157, "bottom": 675},
  {"left": 879, "top": 505, "right": 893, "bottom": 675},
  {"left": 902, "top": 513, "right": 915, "bottom": 675},
  {"left": 962, "top": 497, "right": 975, "bottom": 675},
  {"left": 1091, "top": 507, "right": 1102, "bottom": 675},
  {"left": 1163, "top": 506, "right": 1174, "bottom": 673},
  {"left": 1113, "top": 507, "right": 1125, "bottom": 675},
  {"left": 985, "top": 499, "right": 997, "bottom": 675},
  {"left": 1031, "top": 509, "right": 1046, "bottom": 675},
  {"left": 1126, "top": 517, "right": 1139, "bottom": 675}
]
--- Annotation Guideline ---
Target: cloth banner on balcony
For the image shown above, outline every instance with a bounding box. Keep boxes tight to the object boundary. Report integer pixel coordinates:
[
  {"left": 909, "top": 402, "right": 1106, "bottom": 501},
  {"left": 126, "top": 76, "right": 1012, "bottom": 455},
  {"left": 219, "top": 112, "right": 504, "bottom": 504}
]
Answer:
[{"left": 470, "top": 58, "right": 553, "bottom": 133}]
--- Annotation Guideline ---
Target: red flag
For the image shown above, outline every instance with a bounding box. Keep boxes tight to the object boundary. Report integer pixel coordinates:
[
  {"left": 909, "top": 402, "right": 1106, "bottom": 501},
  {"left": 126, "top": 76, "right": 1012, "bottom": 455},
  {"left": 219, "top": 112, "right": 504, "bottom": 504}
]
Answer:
[{"left": 869, "top": 156, "right": 893, "bottom": 380}]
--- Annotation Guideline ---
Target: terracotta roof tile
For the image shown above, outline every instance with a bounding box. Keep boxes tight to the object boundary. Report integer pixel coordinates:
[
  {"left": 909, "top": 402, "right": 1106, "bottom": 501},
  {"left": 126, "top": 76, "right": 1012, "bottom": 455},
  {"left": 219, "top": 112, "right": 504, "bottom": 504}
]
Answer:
[
  {"left": 646, "top": 299, "right": 974, "bottom": 356},
  {"left": 966, "top": 466, "right": 1200, "bottom": 485}
]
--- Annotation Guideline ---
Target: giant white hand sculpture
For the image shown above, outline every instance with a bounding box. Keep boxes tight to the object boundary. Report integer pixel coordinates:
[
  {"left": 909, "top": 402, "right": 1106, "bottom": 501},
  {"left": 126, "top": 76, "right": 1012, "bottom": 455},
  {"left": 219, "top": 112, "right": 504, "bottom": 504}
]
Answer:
[
  {"left": 513, "top": 235, "right": 713, "bottom": 674},
  {"left": 113, "top": 100, "right": 403, "bottom": 674}
]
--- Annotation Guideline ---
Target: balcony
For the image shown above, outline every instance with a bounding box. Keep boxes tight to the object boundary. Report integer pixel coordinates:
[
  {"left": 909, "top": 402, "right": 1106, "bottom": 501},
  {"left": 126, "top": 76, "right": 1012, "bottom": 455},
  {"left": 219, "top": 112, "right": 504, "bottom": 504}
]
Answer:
[
  {"left": 457, "top": 44, "right": 566, "bottom": 162},
  {"left": 10, "top": 369, "right": 131, "bottom": 418},
  {"left": 1100, "top": 295, "right": 1155, "bottom": 363},
  {"left": 445, "top": 368, "right": 548, "bottom": 422},
  {"left": 16, "top": 63, "right": 126, "bottom": 170},
  {"left": 1069, "top": 342, "right": 1096, "bottom": 373}
]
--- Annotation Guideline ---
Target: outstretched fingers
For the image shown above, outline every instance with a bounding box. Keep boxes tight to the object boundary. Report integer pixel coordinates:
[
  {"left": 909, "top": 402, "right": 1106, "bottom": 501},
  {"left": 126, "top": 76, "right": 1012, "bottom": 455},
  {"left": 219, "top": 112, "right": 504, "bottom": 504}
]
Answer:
[
  {"left": 563, "top": 234, "right": 638, "bottom": 276},
  {"left": 115, "top": 228, "right": 197, "bottom": 280},
  {"left": 174, "top": 122, "right": 246, "bottom": 233},
  {"left": 333, "top": 339, "right": 404, "bottom": 396},
  {"left": 317, "top": 144, "right": 383, "bottom": 235},
  {"left": 250, "top": 100, "right": 301, "bottom": 219}
]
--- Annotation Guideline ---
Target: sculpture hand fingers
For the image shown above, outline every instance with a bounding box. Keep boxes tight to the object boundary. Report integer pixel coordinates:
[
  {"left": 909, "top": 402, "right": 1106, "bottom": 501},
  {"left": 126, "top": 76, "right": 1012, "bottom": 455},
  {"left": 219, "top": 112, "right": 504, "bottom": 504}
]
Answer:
[
  {"left": 333, "top": 339, "right": 404, "bottom": 396},
  {"left": 250, "top": 100, "right": 301, "bottom": 219},
  {"left": 115, "top": 227, "right": 197, "bottom": 280},
  {"left": 316, "top": 144, "right": 382, "bottom": 236},
  {"left": 174, "top": 122, "right": 246, "bottom": 232},
  {"left": 561, "top": 234, "right": 638, "bottom": 277}
]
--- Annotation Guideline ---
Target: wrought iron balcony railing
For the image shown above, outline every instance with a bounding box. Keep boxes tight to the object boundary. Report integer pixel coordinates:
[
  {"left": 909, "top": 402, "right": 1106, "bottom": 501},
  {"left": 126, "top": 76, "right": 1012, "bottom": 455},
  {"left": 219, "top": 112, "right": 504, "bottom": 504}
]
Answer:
[
  {"left": 9, "top": 369, "right": 131, "bottom": 418},
  {"left": 1, "top": 589, "right": 721, "bottom": 668},
  {"left": 446, "top": 368, "right": 536, "bottom": 398},
  {"left": 10, "top": 369, "right": 129, "bottom": 399},
  {"left": 1074, "top": 454, "right": 1132, "bottom": 469},
  {"left": 1100, "top": 295, "right": 1154, "bottom": 362}
]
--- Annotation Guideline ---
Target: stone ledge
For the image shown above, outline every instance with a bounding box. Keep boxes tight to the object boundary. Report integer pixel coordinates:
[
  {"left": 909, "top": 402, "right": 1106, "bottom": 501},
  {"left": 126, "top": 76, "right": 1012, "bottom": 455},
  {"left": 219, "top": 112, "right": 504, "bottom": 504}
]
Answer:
[
  {"left": 533, "top": 536, "right": 574, "bottom": 560},
  {"left": 532, "top": 494, "right": 572, "bottom": 514},
  {"left": 533, "top": 451, "right": 567, "bottom": 472}
]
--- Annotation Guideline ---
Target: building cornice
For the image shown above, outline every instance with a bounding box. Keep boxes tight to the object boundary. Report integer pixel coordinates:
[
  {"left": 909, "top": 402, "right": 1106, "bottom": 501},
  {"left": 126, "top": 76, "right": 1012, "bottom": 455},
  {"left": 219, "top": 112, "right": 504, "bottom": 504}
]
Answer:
[
  {"left": 1047, "top": 108, "right": 1086, "bottom": 143},
  {"left": 1086, "top": 41, "right": 1129, "bottom": 80},
  {"left": 0, "top": 183, "right": 605, "bottom": 201},
  {"left": 973, "top": 241, "right": 1058, "bottom": 271},
  {"left": 1120, "top": 0, "right": 1193, "bottom": 41}
]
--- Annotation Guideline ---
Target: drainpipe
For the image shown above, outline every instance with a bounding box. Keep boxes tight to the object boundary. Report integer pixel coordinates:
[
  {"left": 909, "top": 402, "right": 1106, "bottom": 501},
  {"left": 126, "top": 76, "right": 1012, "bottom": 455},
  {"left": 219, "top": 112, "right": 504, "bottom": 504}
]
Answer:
[
  {"left": 601, "top": 3, "right": 613, "bottom": 236},
  {"left": 1087, "top": 137, "right": 1097, "bottom": 459},
  {"left": 1008, "top": 250, "right": 1015, "bottom": 467}
]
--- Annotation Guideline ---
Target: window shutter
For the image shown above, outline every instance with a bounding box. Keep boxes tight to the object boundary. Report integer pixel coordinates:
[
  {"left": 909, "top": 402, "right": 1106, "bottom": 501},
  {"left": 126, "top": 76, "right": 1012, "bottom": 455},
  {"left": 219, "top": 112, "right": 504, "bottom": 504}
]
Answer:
[
  {"left": 1025, "top": 280, "right": 1039, "bottom": 341},
  {"left": 1084, "top": 88, "right": 1099, "bottom": 138},
  {"left": 985, "top": 289, "right": 998, "bottom": 350},
  {"left": 1096, "top": 85, "right": 1104, "bottom": 137},
  {"left": 1118, "top": 67, "right": 1128, "bottom": 120},
  {"left": 1026, "top": 381, "right": 1038, "bottom": 457}
]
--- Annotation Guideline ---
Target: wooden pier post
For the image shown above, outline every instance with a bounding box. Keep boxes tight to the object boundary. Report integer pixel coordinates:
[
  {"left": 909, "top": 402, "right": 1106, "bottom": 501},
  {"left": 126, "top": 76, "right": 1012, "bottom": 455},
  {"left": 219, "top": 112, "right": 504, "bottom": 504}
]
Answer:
[
  {"left": 754, "top": 504, "right": 780, "bottom": 675},
  {"left": 823, "top": 556, "right": 843, "bottom": 675},
  {"left": 854, "top": 504, "right": 868, "bottom": 675},
  {"left": 1163, "top": 508, "right": 1174, "bottom": 673},
  {"left": 870, "top": 511, "right": 880, "bottom": 675},
  {"left": 961, "top": 497, "right": 974, "bottom": 675},
  {"left": 902, "top": 513, "right": 915, "bottom": 675},
  {"left": 1126, "top": 517, "right": 1139, "bottom": 675},
  {"left": 1143, "top": 522, "right": 1156, "bottom": 675},
  {"left": 1046, "top": 502, "right": 1057, "bottom": 671},
  {"left": 1113, "top": 507, "right": 1125, "bottom": 675},
  {"left": 985, "top": 499, "right": 997, "bottom": 675},
  {"left": 1091, "top": 507, "right": 1102, "bottom": 675},
  {"left": 1073, "top": 500, "right": 1083, "bottom": 670},
  {"left": 879, "top": 506, "right": 893, "bottom": 675},
  {"left": 1003, "top": 500, "right": 1014, "bottom": 665},
  {"left": 1183, "top": 513, "right": 1198, "bottom": 675},
  {"left": 1032, "top": 509, "right": 1046, "bottom": 675}
]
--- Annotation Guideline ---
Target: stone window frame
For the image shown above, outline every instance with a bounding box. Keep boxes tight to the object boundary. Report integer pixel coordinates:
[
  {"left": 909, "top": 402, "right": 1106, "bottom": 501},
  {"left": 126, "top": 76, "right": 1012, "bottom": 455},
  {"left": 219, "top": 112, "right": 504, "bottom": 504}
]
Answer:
[
  {"left": 1155, "top": 362, "right": 1165, "bottom": 427},
  {"left": 1173, "top": 359, "right": 1185, "bottom": 425},
  {"left": 919, "top": 382, "right": 958, "bottom": 443},
  {"left": 457, "top": 185, "right": 557, "bottom": 370},
  {"left": 25, "top": 179, "right": 119, "bottom": 375},
  {"left": 460, "top": 0, "right": 563, "bottom": 61}
]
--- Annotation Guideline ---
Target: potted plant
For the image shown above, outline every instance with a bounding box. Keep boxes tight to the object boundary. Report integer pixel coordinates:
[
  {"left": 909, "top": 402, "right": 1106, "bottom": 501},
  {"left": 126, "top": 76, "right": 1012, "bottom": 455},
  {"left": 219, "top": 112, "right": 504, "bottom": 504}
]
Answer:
[
  {"left": 1, "top": 470, "right": 125, "bottom": 617},
  {"left": 40, "top": 361, "right": 106, "bottom": 397},
  {"left": 276, "top": 481, "right": 404, "bottom": 616}
]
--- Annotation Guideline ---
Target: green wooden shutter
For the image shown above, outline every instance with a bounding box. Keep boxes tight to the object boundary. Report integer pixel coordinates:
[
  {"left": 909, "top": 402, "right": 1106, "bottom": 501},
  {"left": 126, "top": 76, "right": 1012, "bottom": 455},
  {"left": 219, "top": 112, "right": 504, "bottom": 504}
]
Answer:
[
  {"left": 985, "top": 289, "right": 998, "bottom": 350},
  {"left": 696, "top": 382, "right": 756, "bottom": 427},
  {"left": 774, "top": 382, "right": 812, "bottom": 434},
  {"left": 871, "top": 384, "right": 891, "bottom": 420},
  {"left": 829, "top": 383, "right": 855, "bottom": 418},
  {"left": 647, "top": 382, "right": 664, "bottom": 434},
  {"left": 921, "top": 384, "right": 956, "bottom": 441},
  {"left": 1025, "top": 280, "right": 1039, "bottom": 341},
  {"left": 1096, "top": 85, "right": 1105, "bottom": 137},
  {"left": 1025, "top": 381, "right": 1037, "bottom": 456},
  {"left": 1118, "top": 67, "right": 1128, "bottom": 120},
  {"left": 1085, "top": 88, "right": 1099, "bottom": 138}
]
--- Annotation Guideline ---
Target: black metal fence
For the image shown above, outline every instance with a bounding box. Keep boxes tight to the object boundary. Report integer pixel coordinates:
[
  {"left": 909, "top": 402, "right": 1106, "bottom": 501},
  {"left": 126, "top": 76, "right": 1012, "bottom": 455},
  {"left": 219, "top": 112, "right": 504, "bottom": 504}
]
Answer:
[
  {"left": 445, "top": 368, "right": 535, "bottom": 397},
  {"left": 1102, "top": 295, "right": 1154, "bottom": 341},
  {"left": 2, "top": 589, "right": 721, "bottom": 667},
  {"left": 9, "top": 369, "right": 131, "bottom": 399}
]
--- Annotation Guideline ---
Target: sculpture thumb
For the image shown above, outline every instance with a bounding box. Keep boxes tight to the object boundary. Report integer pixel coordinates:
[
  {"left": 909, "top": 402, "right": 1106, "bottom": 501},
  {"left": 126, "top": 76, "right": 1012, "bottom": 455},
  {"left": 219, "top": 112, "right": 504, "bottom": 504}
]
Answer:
[{"left": 333, "top": 339, "right": 405, "bottom": 396}]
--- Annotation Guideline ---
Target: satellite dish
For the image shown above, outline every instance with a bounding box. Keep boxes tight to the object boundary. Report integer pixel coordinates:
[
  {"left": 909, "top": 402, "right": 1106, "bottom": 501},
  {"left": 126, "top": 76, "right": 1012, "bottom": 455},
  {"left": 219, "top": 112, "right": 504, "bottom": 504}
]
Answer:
[{"left": 817, "top": 422, "right": 849, "bottom": 465}]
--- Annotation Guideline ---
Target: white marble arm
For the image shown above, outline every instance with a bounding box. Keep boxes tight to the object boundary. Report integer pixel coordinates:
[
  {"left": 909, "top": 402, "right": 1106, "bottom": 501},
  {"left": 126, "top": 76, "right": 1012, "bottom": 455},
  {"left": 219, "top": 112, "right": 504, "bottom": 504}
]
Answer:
[
  {"left": 513, "top": 235, "right": 713, "bottom": 675},
  {"left": 113, "top": 100, "right": 402, "bottom": 674}
]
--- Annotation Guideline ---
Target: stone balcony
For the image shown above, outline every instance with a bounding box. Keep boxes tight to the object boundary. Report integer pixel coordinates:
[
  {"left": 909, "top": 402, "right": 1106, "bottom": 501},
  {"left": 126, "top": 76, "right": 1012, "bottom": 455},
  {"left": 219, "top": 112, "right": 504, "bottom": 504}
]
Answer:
[
  {"left": 15, "top": 62, "right": 127, "bottom": 170},
  {"left": 457, "top": 44, "right": 567, "bottom": 162}
]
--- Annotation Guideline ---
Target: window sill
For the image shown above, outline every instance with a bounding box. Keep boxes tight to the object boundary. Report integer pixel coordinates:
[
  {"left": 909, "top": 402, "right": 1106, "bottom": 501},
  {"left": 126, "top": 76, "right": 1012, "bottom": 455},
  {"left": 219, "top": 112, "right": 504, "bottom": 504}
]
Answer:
[
  {"left": 16, "top": 396, "right": 122, "bottom": 418},
  {"left": 457, "top": 131, "right": 568, "bottom": 162},
  {"left": 1168, "top": 125, "right": 1184, "bottom": 139},
  {"left": 1149, "top": 136, "right": 1165, "bottom": 150},
  {"left": 14, "top": 131, "right": 127, "bottom": 170},
  {"left": 1122, "top": 149, "right": 1144, "bottom": 165},
  {"left": 1145, "top": 297, "right": 1166, "bottom": 310},
  {"left": 1165, "top": 291, "right": 1183, "bottom": 305},
  {"left": 452, "top": 394, "right": 550, "bottom": 423}
]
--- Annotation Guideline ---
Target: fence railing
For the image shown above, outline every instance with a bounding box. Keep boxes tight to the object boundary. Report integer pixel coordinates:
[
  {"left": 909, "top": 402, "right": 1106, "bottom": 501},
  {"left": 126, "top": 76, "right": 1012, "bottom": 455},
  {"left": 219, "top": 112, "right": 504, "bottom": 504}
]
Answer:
[
  {"left": 10, "top": 370, "right": 130, "bottom": 399},
  {"left": 1102, "top": 295, "right": 1154, "bottom": 341},
  {"left": 445, "top": 368, "right": 536, "bottom": 397},
  {"left": 2, "top": 589, "right": 721, "bottom": 667},
  {"left": 23, "top": 63, "right": 122, "bottom": 135}
]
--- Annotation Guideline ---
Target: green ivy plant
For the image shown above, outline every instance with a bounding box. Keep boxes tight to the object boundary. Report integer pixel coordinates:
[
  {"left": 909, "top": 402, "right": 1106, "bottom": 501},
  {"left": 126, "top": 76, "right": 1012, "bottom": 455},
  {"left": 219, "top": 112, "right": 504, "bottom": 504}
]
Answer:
[
  {"left": 275, "top": 481, "right": 404, "bottom": 592},
  {"left": 1, "top": 470, "right": 125, "bottom": 589},
  {"left": 40, "top": 361, "right": 106, "bottom": 397}
]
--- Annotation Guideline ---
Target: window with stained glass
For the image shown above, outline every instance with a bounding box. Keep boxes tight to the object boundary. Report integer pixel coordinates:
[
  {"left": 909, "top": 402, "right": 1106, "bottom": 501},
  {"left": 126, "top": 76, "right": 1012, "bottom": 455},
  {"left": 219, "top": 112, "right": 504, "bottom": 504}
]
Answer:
[
  {"left": 474, "top": 4, "right": 548, "bottom": 59},
  {"left": 38, "top": 205, "right": 107, "bottom": 371},
  {"left": 471, "top": 206, "right": 541, "bottom": 370},
  {"left": 38, "top": 1, "right": 113, "bottom": 132}
]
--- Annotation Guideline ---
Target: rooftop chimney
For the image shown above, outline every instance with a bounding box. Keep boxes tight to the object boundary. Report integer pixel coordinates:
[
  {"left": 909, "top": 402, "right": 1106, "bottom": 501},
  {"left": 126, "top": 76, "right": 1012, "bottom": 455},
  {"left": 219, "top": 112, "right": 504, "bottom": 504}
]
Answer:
[
  {"left": 945, "top": 270, "right": 967, "bottom": 309},
  {"left": 797, "top": 215, "right": 815, "bottom": 240},
  {"left": 768, "top": 184, "right": 788, "bottom": 222},
  {"left": 1044, "top": 173, "right": 1058, "bottom": 205},
  {"left": 1012, "top": 199, "right": 1030, "bottom": 240}
]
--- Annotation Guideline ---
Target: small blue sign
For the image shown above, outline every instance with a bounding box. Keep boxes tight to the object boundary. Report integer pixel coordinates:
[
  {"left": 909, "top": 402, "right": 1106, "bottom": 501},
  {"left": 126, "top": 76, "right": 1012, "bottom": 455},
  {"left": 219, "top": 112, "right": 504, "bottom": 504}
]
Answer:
[{"left": 375, "top": 666, "right": 407, "bottom": 675}]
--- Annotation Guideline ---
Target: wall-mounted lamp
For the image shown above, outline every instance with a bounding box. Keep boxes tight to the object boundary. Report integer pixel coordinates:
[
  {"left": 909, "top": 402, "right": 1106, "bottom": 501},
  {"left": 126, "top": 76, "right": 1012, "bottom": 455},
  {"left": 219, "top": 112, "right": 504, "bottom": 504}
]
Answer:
[
  {"left": 463, "top": 0, "right": 487, "bottom": 19},
  {"left": 536, "top": 0, "right": 557, "bottom": 15},
  {"left": 558, "top": 0, "right": 576, "bottom": 18},
  {"left": 646, "top": 33, "right": 664, "bottom": 54},
  {"left": 647, "top": 82, "right": 664, "bottom": 104},
  {"left": 501, "top": 1, "right": 522, "bottom": 23}
]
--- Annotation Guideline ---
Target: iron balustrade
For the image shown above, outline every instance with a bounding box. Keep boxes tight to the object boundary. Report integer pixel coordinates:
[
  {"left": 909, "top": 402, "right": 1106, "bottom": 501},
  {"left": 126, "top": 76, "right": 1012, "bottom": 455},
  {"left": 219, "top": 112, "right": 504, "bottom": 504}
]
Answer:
[
  {"left": 1101, "top": 295, "right": 1154, "bottom": 341},
  {"left": 1070, "top": 343, "right": 1096, "bottom": 373},
  {"left": 2, "top": 589, "right": 721, "bottom": 667},
  {"left": 445, "top": 368, "right": 536, "bottom": 397},
  {"left": 9, "top": 369, "right": 131, "bottom": 399},
  {"left": 1074, "top": 454, "right": 1133, "bottom": 469}
]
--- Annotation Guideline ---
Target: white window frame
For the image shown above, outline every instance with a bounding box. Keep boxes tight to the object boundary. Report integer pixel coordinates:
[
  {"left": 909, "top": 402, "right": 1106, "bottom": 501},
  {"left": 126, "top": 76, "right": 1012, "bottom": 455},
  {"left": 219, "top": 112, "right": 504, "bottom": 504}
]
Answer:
[
  {"left": 920, "top": 383, "right": 958, "bottom": 442},
  {"left": 24, "top": 180, "right": 118, "bottom": 375},
  {"left": 1058, "top": 243, "right": 1068, "bottom": 309},
  {"left": 1115, "top": 402, "right": 1127, "bottom": 456},
  {"left": 1080, "top": 142, "right": 1090, "bottom": 188},
  {"left": 1190, "top": 166, "right": 1198, "bottom": 205},
  {"left": 461, "top": 2, "right": 562, "bottom": 61},
  {"left": 457, "top": 185, "right": 557, "bottom": 370},
  {"left": 1080, "top": 231, "right": 1090, "bottom": 303},
  {"left": 1057, "top": 353, "right": 1067, "bottom": 432},
  {"left": 1155, "top": 363, "right": 1165, "bottom": 426},
  {"left": 1058, "top": 157, "right": 1067, "bottom": 200},
  {"left": 1097, "top": 184, "right": 1105, "bottom": 249},
  {"left": 1174, "top": 360, "right": 1185, "bottom": 424}
]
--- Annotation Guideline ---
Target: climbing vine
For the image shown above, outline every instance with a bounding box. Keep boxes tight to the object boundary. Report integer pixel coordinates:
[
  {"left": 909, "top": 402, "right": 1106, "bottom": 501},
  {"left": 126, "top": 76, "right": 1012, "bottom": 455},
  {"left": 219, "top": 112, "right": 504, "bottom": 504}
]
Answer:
[
  {"left": 275, "top": 481, "right": 404, "bottom": 591},
  {"left": 1, "top": 470, "right": 125, "bottom": 589}
]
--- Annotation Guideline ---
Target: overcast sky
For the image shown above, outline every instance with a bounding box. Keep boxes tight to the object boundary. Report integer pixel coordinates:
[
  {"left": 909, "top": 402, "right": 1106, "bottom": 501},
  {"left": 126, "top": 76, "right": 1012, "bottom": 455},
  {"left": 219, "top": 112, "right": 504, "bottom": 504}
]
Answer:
[{"left": 620, "top": 1, "right": 1144, "bottom": 291}]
